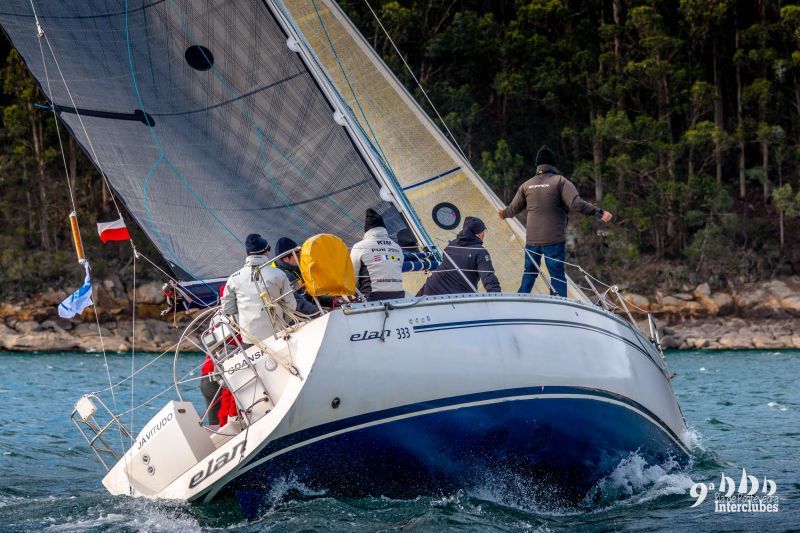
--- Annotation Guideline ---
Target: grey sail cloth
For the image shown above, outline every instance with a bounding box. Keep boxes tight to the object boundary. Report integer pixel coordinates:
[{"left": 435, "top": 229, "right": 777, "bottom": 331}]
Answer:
[{"left": 0, "top": 0, "right": 411, "bottom": 281}]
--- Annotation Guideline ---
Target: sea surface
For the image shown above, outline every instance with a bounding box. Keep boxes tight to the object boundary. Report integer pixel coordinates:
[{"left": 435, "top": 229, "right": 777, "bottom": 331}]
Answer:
[{"left": 0, "top": 349, "right": 797, "bottom": 531}]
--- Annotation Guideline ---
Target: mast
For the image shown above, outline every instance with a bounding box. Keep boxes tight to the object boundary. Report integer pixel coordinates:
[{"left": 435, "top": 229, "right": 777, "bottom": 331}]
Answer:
[{"left": 267, "top": 0, "right": 436, "bottom": 252}]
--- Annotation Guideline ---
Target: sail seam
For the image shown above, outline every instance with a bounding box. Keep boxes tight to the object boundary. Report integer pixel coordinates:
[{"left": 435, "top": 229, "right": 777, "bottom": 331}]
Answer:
[{"left": 403, "top": 166, "right": 461, "bottom": 191}]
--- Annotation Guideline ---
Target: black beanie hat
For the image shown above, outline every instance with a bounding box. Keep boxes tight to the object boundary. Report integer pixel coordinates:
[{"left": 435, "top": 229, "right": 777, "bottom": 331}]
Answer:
[
  {"left": 364, "top": 208, "right": 385, "bottom": 232},
  {"left": 535, "top": 145, "right": 557, "bottom": 167},
  {"left": 245, "top": 233, "right": 270, "bottom": 255},
  {"left": 275, "top": 236, "right": 298, "bottom": 256},
  {"left": 463, "top": 216, "right": 486, "bottom": 235}
]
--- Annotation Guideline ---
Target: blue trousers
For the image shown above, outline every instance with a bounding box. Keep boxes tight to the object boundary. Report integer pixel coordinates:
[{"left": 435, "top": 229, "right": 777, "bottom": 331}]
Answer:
[{"left": 517, "top": 242, "right": 567, "bottom": 297}]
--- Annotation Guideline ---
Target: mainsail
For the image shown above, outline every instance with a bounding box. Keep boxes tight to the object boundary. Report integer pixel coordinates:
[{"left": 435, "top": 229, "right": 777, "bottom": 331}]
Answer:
[{"left": 0, "top": 1, "right": 423, "bottom": 282}]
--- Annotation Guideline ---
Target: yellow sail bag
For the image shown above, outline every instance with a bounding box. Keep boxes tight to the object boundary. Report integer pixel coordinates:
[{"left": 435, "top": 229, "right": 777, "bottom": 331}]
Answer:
[{"left": 299, "top": 234, "right": 355, "bottom": 297}]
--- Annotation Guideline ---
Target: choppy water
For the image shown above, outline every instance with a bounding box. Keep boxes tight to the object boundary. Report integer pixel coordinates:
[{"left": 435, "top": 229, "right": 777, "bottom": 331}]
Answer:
[{"left": 0, "top": 349, "right": 797, "bottom": 531}]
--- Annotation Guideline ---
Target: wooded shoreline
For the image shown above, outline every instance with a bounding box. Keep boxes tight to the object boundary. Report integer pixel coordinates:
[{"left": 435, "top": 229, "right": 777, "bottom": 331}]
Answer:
[{"left": 3, "top": 3, "right": 800, "bottom": 302}]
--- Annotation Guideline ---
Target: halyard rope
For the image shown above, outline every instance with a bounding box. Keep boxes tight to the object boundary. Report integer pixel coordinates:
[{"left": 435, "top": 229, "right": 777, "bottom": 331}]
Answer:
[
  {"left": 361, "top": 0, "right": 471, "bottom": 164},
  {"left": 28, "top": 2, "right": 129, "bottom": 470}
]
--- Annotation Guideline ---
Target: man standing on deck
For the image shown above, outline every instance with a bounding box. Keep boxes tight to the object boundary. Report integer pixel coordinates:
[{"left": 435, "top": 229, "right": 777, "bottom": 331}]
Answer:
[
  {"left": 222, "top": 234, "right": 296, "bottom": 341},
  {"left": 498, "top": 146, "right": 612, "bottom": 297},
  {"left": 418, "top": 216, "right": 501, "bottom": 296}
]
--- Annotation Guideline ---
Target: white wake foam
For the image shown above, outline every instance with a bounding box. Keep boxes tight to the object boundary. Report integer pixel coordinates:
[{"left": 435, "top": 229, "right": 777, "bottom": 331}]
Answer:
[{"left": 584, "top": 452, "right": 695, "bottom": 508}]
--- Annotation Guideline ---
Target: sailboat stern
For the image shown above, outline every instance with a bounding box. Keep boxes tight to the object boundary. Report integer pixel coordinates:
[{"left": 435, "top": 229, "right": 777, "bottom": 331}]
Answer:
[{"left": 102, "top": 401, "right": 215, "bottom": 497}]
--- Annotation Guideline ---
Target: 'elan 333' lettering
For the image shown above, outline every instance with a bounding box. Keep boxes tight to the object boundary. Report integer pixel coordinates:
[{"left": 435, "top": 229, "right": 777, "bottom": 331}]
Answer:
[
  {"left": 349, "top": 329, "right": 391, "bottom": 342},
  {"left": 189, "top": 441, "right": 246, "bottom": 488}
]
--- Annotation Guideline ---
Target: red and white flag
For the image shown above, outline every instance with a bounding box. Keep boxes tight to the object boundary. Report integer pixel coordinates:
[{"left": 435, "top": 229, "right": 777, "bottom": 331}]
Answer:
[{"left": 96, "top": 216, "right": 131, "bottom": 243}]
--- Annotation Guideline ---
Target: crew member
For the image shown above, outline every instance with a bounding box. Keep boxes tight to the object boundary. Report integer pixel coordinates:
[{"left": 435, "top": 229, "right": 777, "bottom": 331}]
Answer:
[
  {"left": 222, "top": 233, "right": 296, "bottom": 341},
  {"left": 498, "top": 146, "right": 613, "bottom": 297},
  {"left": 418, "top": 216, "right": 501, "bottom": 295},
  {"left": 273, "top": 236, "right": 320, "bottom": 317},
  {"left": 200, "top": 284, "right": 238, "bottom": 427},
  {"left": 350, "top": 208, "right": 405, "bottom": 301}
]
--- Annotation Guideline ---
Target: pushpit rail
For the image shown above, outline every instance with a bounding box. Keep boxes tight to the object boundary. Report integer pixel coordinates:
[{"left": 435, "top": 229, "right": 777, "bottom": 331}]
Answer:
[{"left": 70, "top": 393, "right": 132, "bottom": 471}]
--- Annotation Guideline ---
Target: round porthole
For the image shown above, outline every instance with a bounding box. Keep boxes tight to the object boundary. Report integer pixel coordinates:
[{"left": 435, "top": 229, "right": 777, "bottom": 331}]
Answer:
[
  {"left": 185, "top": 45, "right": 214, "bottom": 71},
  {"left": 431, "top": 202, "right": 461, "bottom": 230}
]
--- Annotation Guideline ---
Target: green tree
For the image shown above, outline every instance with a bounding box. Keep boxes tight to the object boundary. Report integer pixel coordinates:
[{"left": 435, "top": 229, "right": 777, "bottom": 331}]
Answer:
[
  {"left": 2, "top": 49, "right": 57, "bottom": 251},
  {"left": 772, "top": 183, "right": 800, "bottom": 248},
  {"left": 479, "top": 138, "right": 525, "bottom": 202}
]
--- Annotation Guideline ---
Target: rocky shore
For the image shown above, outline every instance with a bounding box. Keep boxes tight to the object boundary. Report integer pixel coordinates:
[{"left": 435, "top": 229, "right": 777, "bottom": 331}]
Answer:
[
  {"left": 1, "top": 276, "right": 799, "bottom": 352},
  {"left": 624, "top": 278, "right": 800, "bottom": 350},
  {"left": 0, "top": 278, "right": 188, "bottom": 353}
]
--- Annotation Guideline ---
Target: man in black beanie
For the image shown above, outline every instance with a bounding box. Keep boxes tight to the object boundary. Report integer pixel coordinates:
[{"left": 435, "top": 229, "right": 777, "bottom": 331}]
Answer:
[
  {"left": 498, "top": 145, "right": 613, "bottom": 297},
  {"left": 272, "top": 236, "right": 319, "bottom": 316},
  {"left": 418, "top": 216, "right": 501, "bottom": 296},
  {"left": 350, "top": 208, "right": 405, "bottom": 301},
  {"left": 222, "top": 233, "right": 296, "bottom": 340}
]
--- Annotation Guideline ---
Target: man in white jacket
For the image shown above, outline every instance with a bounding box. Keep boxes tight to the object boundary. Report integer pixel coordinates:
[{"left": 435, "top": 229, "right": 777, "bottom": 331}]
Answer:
[
  {"left": 350, "top": 209, "right": 405, "bottom": 301},
  {"left": 222, "top": 234, "right": 296, "bottom": 341}
]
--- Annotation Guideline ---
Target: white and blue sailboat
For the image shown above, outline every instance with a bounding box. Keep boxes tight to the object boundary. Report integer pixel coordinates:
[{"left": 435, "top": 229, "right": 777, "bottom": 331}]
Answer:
[{"left": 0, "top": 0, "right": 689, "bottom": 507}]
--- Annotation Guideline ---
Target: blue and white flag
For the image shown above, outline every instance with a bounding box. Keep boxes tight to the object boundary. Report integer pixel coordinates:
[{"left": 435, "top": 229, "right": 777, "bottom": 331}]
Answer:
[{"left": 58, "top": 263, "right": 93, "bottom": 318}]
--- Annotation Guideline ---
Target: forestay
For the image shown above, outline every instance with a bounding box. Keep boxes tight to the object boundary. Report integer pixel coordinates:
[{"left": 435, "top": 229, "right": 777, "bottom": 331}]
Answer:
[{"left": 0, "top": 0, "right": 415, "bottom": 282}]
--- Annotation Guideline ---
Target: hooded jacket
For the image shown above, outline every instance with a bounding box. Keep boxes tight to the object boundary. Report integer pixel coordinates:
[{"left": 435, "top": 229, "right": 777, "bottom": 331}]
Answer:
[
  {"left": 221, "top": 254, "right": 296, "bottom": 341},
  {"left": 350, "top": 226, "right": 404, "bottom": 299},
  {"left": 273, "top": 260, "right": 320, "bottom": 316},
  {"left": 502, "top": 164, "right": 601, "bottom": 246},
  {"left": 418, "top": 230, "right": 501, "bottom": 296}
]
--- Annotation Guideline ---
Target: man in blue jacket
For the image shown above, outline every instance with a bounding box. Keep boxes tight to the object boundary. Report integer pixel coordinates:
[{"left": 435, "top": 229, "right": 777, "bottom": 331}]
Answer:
[{"left": 418, "top": 216, "right": 501, "bottom": 296}]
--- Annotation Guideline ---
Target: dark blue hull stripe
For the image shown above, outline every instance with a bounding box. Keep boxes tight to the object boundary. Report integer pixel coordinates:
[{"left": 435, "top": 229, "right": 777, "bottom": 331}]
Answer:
[
  {"left": 414, "top": 317, "right": 659, "bottom": 369},
  {"left": 402, "top": 166, "right": 461, "bottom": 191},
  {"left": 202, "top": 385, "right": 689, "bottom": 500},
  {"left": 205, "top": 386, "right": 689, "bottom": 501},
  {"left": 274, "top": 386, "right": 685, "bottom": 455}
]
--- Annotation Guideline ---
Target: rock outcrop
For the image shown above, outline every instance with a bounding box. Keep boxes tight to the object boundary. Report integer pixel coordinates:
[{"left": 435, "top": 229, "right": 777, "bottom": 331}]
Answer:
[
  {"left": 0, "top": 278, "right": 189, "bottom": 353},
  {"left": 623, "top": 277, "right": 800, "bottom": 320}
]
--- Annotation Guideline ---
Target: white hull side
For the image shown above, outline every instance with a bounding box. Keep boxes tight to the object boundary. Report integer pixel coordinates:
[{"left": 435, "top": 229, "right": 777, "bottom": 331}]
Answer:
[{"left": 107, "top": 293, "right": 687, "bottom": 501}]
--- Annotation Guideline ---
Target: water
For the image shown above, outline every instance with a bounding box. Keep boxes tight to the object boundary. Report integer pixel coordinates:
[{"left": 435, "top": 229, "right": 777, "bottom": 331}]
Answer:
[{"left": 0, "top": 350, "right": 797, "bottom": 531}]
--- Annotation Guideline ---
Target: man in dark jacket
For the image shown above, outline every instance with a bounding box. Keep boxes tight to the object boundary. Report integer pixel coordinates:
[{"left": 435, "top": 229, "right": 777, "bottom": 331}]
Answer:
[
  {"left": 498, "top": 146, "right": 613, "bottom": 297},
  {"left": 418, "top": 216, "right": 501, "bottom": 296},
  {"left": 273, "top": 237, "right": 320, "bottom": 317}
]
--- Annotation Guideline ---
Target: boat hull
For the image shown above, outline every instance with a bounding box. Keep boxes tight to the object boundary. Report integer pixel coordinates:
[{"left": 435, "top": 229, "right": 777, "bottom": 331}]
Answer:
[
  {"left": 228, "top": 385, "right": 687, "bottom": 505},
  {"left": 104, "top": 294, "right": 689, "bottom": 505}
]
